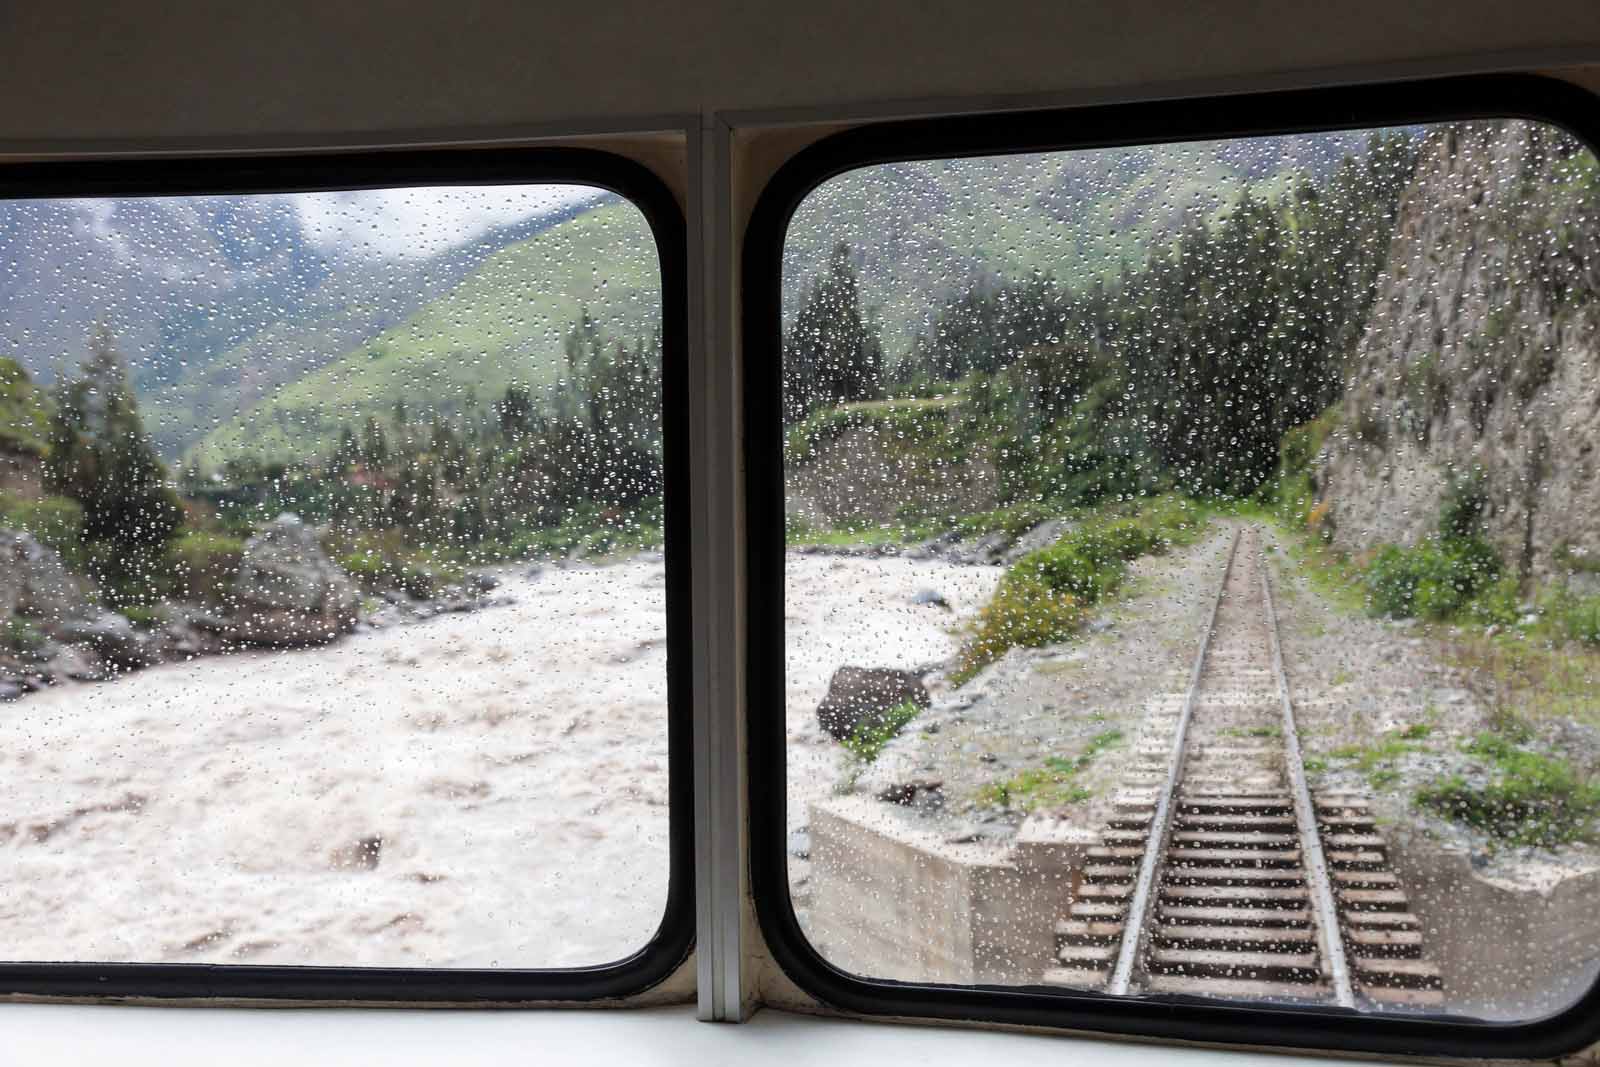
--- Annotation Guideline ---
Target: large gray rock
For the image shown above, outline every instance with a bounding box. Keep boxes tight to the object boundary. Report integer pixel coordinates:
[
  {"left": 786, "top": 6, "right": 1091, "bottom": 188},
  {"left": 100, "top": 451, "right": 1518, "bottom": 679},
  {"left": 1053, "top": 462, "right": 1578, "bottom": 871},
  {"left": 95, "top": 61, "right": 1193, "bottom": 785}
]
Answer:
[
  {"left": 0, "top": 527, "right": 91, "bottom": 625},
  {"left": 57, "top": 612, "right": 160, "bottom": 669},
  {"left": 815, "top": 666, "right": 930, "bottom": 741},
  {"left": 229, "top": 515, "right": 358, "bottom": 647}
]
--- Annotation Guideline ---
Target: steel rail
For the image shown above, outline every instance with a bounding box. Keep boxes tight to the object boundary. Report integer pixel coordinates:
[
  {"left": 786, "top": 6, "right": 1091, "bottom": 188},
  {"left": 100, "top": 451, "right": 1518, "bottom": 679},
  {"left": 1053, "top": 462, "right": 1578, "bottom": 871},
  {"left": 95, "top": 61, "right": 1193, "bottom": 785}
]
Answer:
[
  {"left": 1261, "top": 546, "right": 1357, "bottom": 1008},
  {"left": 1107, "top": 525, "right": 1242, "bottom": 996}
]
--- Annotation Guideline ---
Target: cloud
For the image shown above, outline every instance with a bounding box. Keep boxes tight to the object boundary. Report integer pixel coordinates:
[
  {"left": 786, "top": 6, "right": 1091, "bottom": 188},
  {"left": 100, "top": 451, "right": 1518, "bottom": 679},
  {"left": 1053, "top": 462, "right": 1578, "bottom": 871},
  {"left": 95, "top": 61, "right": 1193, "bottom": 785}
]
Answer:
[{"left": 292, "top": 183, "right": 602, "bottom": 259}]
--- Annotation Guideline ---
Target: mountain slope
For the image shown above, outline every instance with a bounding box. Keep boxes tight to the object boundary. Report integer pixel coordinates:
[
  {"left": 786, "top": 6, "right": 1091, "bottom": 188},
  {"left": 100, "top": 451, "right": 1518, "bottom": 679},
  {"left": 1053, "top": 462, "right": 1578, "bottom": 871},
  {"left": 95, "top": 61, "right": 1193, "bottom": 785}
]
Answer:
[
  {"left": 189, "top": 199, "right": 660, "bottom": 466},
  {"left": 783, "top": 131, "right": 1372, "bottom": 362}
]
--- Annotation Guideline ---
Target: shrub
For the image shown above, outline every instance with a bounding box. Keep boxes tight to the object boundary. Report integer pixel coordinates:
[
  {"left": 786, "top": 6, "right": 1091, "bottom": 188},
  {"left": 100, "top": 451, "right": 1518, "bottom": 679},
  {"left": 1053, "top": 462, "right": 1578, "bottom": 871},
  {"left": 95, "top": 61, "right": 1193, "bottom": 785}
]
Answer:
[
  {"left": 951, "top": 498, "right": 1203, "bottom": 685},
  {"left": 841, "top": 699, "right": 922, "bottom": 763},
  {"left": 1466, "top": 575, "right": 1521, "bottom": 627},
  {"left": 3, "top": 617, "right": 47, "bottom": 657},
  {"left": 1551, "top": 591, "right": 1600, "bottom": 645},
  {"left": 1020, "top": 546, "right": 1125, "bottom": 603},
  {"left": 1364, "top": 536, "right": 1501, "bottom": 620},
  {"left": 120, "top": 605, "right": 168, "bottom": 630},
  {"left": 1438, "top": 469, "right": 1489, "bottom": 541},
  {"left": 952, "top": 574, "right": 1082, "bottom": 684}
]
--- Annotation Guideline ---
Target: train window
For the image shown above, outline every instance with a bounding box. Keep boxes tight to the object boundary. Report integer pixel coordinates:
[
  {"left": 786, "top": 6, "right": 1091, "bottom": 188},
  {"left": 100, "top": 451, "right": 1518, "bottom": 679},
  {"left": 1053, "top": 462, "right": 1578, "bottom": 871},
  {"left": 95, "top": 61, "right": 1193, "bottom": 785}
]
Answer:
[
  {"left": 0, "top": 150, "right": 691, "bottom": 1000},
  {"left": 745, "top": 78, "right": 1600, "bottom": 1055}
]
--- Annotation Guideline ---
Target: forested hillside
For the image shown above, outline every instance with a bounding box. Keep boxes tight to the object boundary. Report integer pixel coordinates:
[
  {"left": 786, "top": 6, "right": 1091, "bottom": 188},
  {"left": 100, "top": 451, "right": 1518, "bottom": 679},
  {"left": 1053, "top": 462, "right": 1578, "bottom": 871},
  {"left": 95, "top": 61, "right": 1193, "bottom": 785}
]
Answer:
[
  {"left": 784, "top": 131, "right": 1419, "bottom": 534},
  {"left": 784, "top": 130, "right": 1375, "bottom": 366}
]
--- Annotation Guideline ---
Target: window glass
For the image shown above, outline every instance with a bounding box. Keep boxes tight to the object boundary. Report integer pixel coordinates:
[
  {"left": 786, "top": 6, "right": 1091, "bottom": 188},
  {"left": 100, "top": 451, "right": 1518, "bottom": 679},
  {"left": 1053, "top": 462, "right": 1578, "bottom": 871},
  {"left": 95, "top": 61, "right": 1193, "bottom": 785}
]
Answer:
[
  {"left": 780, "top": 120, "right": 1600, "bottom": 1020},
  {"left": 0, "top": 184, "right": 669, "bottom": 969}
]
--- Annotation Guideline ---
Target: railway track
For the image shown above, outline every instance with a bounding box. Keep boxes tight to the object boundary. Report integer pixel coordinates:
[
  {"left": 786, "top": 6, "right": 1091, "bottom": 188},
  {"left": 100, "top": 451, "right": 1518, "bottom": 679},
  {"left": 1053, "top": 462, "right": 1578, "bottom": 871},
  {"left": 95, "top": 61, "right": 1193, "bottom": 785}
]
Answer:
[{"left": 1043, "top": 525, "right": 1444, "bottom": 1009}]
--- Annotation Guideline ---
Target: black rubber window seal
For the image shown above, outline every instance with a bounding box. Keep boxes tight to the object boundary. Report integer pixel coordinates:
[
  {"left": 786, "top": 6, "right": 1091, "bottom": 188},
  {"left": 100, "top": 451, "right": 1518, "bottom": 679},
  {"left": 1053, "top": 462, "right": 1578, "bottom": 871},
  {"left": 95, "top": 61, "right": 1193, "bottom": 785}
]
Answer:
[
  {"left": 742, "top": 72, "right": 1600, "bottom": 1058},
  {"left": 0, "top": 145, "right": 693, "bottom": 1004}
]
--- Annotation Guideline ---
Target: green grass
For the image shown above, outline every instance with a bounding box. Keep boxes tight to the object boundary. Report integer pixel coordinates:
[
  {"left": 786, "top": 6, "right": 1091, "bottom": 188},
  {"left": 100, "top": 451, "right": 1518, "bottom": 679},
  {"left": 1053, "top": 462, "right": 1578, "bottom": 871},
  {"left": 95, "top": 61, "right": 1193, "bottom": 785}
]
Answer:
[
  {"left": 189, "top": 201, "right": 660, "bottom": 467},
  {"left": 1327, "top": 725, "right": 1436, "bottom": 791},
  {"left": 1223, "top": 725, "right": 1283, "bottom": 739},
  {"left": 1418, "top": 732, "right": 1600, "bottom": 847},
  {"left": 841, "top": 699, "right": 923, "bottom": 763},
  {"left": 975, "top": 729, "right": 1123, "bottom": 812},
  {"left": 1440, "top": 628, "right": 1600, "bottom": 731}
]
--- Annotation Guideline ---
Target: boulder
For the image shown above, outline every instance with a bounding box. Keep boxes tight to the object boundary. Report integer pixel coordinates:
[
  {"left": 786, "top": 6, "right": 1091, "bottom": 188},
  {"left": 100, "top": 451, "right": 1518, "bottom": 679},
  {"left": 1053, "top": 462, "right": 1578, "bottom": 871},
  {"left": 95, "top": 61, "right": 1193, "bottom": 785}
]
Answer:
[
  {"left": 1001, "top": 518, "right": 1073, "bottom": 564},
  {"left": 0, "top": 527, "right": 91, "bottom": 625},
  {"left": 228, "top": 515, "right": 358, "bottom": 647},
  {"left": 815, "top": 665, "right": 930, "bottom": 741}
]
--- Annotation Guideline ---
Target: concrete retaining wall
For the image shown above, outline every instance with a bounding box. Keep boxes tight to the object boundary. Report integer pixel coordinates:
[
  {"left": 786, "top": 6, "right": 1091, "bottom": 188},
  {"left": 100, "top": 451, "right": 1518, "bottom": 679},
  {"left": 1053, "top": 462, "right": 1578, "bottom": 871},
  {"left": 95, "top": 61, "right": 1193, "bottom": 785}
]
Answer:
[
  {"left": 805, "top": 797, "right": 1090, "bottom": 985},
  {"left": 1386, "top": 825, "right": 1600, "bottom": 1021}
]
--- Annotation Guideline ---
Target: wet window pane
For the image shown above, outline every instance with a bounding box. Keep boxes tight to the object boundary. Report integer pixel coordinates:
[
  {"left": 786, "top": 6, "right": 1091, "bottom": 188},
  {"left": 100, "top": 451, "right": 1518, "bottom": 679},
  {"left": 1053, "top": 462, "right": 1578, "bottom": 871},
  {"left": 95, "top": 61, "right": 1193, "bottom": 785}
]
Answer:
[
  {"left": 781, "top": 120, "right": 1600, "bottom": 1020},
  {"left": 0, "top": 184, "right": 669, "bottom": 968}
]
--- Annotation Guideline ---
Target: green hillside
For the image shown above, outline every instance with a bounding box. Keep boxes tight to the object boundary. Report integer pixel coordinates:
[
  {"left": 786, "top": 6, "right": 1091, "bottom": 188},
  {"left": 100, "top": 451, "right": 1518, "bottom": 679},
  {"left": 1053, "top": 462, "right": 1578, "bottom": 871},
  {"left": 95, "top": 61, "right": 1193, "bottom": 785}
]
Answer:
[{"left": 190, "top": 200, "right": 659, "bottom": 467}]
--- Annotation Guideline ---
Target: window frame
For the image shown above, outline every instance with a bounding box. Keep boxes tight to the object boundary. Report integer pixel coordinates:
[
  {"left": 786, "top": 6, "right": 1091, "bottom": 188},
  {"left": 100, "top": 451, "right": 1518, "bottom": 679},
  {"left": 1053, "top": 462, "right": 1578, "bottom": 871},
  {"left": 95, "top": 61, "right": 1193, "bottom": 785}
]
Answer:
[
  {"left": 0, "top": 146, "right": 693, "bottom": 1003},
  {"left": 741, "top": 72, "right": 1600, "bottom": 1058}
]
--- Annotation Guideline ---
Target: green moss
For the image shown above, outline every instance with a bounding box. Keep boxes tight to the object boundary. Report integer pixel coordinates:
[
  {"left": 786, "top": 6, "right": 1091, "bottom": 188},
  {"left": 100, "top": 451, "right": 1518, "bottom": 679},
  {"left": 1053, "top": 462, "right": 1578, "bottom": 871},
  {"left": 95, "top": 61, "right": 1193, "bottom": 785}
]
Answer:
[
  {"left": 784, "top": 396, "right": 964, "bottom": 467},
  {"left": 120, "top": 605, "right": 169, "bottom": 630}
]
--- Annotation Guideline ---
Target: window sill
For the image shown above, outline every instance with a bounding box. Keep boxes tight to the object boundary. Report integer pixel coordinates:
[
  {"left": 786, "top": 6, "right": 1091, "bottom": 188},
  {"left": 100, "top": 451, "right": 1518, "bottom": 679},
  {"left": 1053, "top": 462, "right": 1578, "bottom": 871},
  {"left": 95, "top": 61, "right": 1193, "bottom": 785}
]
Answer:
[{"left": 2, "top": 1001, "right": 1381, "bottom": 1066}]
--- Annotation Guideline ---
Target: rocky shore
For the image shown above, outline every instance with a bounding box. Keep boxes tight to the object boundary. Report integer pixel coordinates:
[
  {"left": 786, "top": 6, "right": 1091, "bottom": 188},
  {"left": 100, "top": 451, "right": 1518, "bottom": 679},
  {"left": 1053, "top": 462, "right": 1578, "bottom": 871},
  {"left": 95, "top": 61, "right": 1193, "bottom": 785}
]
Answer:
[{"left": 1, "top": 514, "right": 505, "bottom": 704}]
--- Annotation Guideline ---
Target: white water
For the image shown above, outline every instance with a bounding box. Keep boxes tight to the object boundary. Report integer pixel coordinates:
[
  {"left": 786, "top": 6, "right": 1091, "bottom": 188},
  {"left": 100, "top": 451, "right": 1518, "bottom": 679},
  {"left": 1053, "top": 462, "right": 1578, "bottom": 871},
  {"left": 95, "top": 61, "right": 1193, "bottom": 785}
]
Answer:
[{"left": 0, "top": 554, "right": 993, "bottom": 969}]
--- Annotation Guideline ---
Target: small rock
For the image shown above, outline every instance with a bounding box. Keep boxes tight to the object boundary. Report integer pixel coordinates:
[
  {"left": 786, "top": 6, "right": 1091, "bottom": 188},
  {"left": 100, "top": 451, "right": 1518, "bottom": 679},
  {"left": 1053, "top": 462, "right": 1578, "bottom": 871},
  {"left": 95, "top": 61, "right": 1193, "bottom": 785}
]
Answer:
[
  {"left": 876, "top": 778, "right": 942, "bottom": 805},
  {"left": 0, "top": 679, "right": 22, "bottom": 702},
  {"left": 526, "top": 565, "right": 545, "bottom": 581},
  {"left": 467, "top": 572, "right": 501, "bottom": 593},
  {"left": 978, "top": 752, "right": 998, "bottom": 764},
  {"left": 787, "top": 831, "right": 811, "bottom": 860},
  {"left": 910, "top": 588, "right": 950, "bottom": 609}
]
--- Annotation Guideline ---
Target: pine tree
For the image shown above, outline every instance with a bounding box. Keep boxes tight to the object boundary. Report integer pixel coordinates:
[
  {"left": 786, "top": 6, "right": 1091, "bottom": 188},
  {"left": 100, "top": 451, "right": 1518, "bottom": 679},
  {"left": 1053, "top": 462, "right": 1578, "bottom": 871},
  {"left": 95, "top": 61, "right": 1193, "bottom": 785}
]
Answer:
[
  {"left": 783, "top": 242, "right": 883, "bottom": 423},
  {"left": 361, "top": 415, "right": 389, "bottom": 467}
]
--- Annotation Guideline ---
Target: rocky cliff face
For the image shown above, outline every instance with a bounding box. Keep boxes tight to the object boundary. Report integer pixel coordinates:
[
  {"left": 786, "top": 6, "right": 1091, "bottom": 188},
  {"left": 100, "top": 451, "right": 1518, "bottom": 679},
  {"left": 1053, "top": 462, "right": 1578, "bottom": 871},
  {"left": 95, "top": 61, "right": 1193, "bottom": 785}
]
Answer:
[{"left": 1317, "top": 120, "right": 1600, "bottom": 581}]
